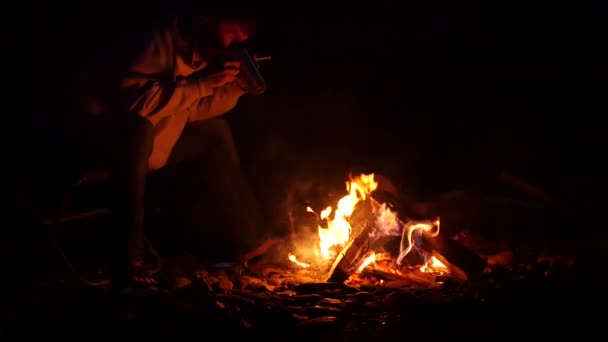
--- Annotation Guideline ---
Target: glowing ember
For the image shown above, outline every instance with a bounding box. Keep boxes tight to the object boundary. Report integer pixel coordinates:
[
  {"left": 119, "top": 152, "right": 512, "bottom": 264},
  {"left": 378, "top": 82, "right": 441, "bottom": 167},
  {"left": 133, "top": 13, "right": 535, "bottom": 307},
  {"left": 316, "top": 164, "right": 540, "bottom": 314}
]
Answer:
[{"left": 420, "top": 255, "right": 448, "bottom": 274}]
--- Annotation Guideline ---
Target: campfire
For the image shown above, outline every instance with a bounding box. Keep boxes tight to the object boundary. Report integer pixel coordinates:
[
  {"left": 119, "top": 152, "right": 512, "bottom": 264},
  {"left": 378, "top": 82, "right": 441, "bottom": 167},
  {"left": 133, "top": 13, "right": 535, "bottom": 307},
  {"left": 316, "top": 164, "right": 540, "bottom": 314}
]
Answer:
[
  {"left": 27, "top": 170, "right": 578, "bottom": 331},
  {"left": 285, "top": 173, "right": 475, "bottom": 289},
  {"left": 180, "top": 171, "right": 575, "bottom": 331}
]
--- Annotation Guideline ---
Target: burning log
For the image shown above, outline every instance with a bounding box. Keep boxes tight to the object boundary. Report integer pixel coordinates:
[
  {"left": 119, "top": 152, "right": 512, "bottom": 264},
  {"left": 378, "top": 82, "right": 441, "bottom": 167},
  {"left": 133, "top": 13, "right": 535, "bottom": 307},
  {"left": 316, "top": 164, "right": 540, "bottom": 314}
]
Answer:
[
  {"left": 291, "top": 173, "right": 488, "bottom": 287},
  {"left": 325, "top": 223, "right": 375, "bottom": 283},
  {"left": 324, "top": 197, "right": 486, "bottom": 284},
  {"left": 324, "top": 199, "right": 378, "bottom": 284},
  {"left": 295, "top": 316, "right": 338, "bottom": 326},
  {"left": 324, "top": 197, "right": 418, "bottom": 284},
  {"left": 418, "top": 233, "right": 487, "bottom": 281},
  {"left": 501, "top": 171, "right": 576, "bottom": 217}
]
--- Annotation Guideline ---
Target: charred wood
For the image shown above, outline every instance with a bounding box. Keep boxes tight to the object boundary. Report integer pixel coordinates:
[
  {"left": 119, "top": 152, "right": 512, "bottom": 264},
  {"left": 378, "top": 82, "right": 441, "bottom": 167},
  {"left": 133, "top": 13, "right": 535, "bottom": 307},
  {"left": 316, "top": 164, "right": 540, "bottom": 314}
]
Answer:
[{"left": 419, "top": 233, "right": 487, "bottom": 281}]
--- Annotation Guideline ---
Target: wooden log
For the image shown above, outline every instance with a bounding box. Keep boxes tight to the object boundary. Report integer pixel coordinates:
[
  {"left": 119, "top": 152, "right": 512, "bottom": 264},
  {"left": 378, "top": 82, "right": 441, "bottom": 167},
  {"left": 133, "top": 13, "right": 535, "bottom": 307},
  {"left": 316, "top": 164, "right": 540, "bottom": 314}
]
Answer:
[
  {"left": 372, "top": 189, "right": 428, "bottom": 220},
  {"left": 501, "top": 171, "right": 576, "bottom": 217},
  {"left": 324, "top": 190, "right": 487, "bottom": 283},
  {"left": 325, "top": 223, "right": 375, "bottom": 284},
  {"left": 369, "top": 189, "right": 488, "bottom": 281},
  {"left": 388, "top": 200, "right": 487, "bottom": 281},
  {"left": 418, "top": 232, "right": 487, "bottom": 281},
  {"left": 324, "top": 199, "right": 377, "bottom": 284},
  {"left": 325, "top": 195, "right": 425, "bottom": 284}
]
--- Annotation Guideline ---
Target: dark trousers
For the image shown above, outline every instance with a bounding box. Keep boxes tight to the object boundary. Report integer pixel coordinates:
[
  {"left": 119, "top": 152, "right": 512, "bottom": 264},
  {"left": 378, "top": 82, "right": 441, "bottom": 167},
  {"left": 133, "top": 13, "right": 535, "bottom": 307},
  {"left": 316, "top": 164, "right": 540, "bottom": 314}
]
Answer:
[
  {"left": 83, "top": 113, "right": 263, "bottom": 286},
  {"left": 159, "top": 118, "right": 264, "bottom": 257}
]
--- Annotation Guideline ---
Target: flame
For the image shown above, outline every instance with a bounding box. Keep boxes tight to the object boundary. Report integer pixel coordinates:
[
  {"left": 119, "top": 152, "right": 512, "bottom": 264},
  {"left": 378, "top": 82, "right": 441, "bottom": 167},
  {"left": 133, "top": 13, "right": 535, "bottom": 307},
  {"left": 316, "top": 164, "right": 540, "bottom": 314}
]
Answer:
[
  {"left": 356, "top": 252, "right": 377, "bottom": 273},
  {"left": 288, "top": 253, "right": 310, "bottom": 268},
  {"left": 396, "top": 217, "right": 440, "bottom": 265},
  {"left": 315, "top": 174, "right": 378, "bottom": 259},
  {"left": 371, "top": 202, "right": 401, "bottom": 238},
  {"left": 288, "top": 173, "right": 450, "bottom": 286},
  {"left": 420, "top": 256, "right": 448, "bottom": 274}
]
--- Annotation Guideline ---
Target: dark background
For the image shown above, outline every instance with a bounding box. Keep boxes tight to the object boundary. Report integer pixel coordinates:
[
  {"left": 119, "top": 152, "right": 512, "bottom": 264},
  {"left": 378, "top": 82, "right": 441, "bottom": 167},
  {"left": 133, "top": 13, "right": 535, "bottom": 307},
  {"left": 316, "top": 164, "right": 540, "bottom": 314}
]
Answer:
[
  {"left": 13, "top": 2, "right": 608, "bottom": 325},
  {"left": 28, "top": 1, "right": 607, "bottom": 221}
]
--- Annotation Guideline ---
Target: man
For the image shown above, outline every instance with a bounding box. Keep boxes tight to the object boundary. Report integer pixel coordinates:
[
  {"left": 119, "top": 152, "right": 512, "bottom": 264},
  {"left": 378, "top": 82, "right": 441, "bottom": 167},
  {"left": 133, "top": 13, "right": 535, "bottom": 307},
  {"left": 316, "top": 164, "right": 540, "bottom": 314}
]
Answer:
[{"left": 79, "top": 13, "right": 274, "bottom": 290}]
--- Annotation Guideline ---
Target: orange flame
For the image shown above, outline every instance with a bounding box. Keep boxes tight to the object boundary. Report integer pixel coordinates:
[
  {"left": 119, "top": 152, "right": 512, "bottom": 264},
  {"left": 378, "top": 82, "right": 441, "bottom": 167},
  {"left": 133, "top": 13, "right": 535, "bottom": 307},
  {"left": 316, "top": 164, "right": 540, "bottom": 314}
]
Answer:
[
  {"left": 316, "top": 174, "right": 378, "bottom": 259},
  {"left": 356, "top": 252, "right": 377, "bottom": 273},
  {"left": 396, "top": 217, "right": 440, "bottom": 265},
  {"left": 288, "top": 173, "right": 449, "bottom": 284},
  {"left": 420, "top": 255, "right": 448, "bottom": 274}
]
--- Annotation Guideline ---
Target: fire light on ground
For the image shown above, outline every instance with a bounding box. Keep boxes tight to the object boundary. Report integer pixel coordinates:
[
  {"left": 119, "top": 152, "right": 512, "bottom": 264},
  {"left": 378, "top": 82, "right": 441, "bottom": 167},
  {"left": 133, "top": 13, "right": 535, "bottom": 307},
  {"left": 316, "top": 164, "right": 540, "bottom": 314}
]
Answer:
[{"left": 287, "top": 173, "right": 451, "bottom": 288}]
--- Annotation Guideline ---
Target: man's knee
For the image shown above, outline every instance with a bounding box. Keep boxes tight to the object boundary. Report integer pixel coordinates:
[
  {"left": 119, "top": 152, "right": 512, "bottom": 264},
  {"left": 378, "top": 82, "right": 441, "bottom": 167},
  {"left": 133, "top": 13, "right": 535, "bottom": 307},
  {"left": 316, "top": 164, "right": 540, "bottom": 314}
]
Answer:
[{"left": 190, "top": 118, "right": 235, "bottom": 146}]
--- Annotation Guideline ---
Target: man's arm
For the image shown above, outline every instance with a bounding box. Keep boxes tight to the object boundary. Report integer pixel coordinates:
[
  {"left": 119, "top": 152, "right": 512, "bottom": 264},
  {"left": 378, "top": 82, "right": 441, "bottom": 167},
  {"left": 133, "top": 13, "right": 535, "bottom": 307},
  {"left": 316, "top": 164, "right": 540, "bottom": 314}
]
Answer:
[
  {"left": 119, "top": 28, "right": 215, "bottom": 120},
  {"left": 122, "top": 72, "right": 214, "bottom": 119},
  {"left": 187, "top": 82, "right": 246, "bottom": 122}
]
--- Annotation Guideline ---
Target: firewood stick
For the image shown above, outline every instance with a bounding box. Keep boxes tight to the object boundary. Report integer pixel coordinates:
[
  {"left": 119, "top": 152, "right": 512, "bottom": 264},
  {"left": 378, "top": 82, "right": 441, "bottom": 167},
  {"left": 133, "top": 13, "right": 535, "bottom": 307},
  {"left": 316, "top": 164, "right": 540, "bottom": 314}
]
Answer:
[
  {"left": 502, "top": 171, "right": 576, "bottom": 216},
  {"left": 325, "top": 193, "right": 487, "bottom": 284},
  {"left": 372, "top": 197, "right": 486, "bottom": 280},
  {"left": 326, "top": 196, "right": 406, "bottom": 283},
  {"left": 419, "top": 232, "right": 486, "bottom": 281},
  {"left": 325, "top": 223, "right": 375, "bottom": 284}
]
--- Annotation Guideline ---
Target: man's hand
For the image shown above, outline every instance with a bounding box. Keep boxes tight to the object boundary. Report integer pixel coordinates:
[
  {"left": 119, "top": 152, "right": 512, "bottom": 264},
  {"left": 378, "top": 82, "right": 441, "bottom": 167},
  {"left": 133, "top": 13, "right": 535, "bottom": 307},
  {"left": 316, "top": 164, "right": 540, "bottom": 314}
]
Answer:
[
  {"left": 207, "top": 61, "right": 241, "bottom": 88},
  {"left": 235, "top": 75, "right": 249, "bottom": 91}
]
